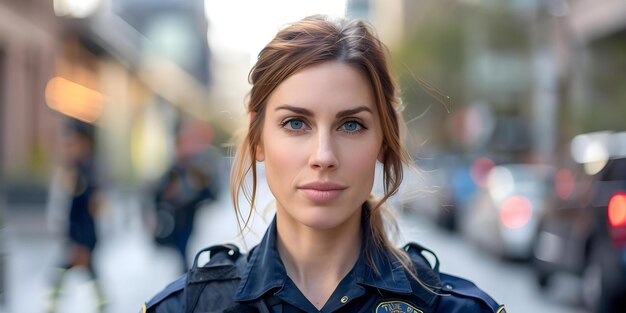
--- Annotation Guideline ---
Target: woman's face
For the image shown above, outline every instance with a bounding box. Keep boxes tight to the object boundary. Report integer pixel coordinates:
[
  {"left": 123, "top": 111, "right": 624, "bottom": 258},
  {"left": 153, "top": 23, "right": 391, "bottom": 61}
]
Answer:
[{"left": 257, "top": 61, "right": 383, "bottom": 230}]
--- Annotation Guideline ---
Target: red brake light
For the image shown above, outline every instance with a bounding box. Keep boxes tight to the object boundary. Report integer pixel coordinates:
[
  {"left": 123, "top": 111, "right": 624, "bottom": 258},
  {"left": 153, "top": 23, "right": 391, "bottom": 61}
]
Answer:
[
  {"left": 608, "top": 193, "right": 626, "bottom": 227},
  {"left": 499, "top": 195, "right": 533, "bottom": 229}
]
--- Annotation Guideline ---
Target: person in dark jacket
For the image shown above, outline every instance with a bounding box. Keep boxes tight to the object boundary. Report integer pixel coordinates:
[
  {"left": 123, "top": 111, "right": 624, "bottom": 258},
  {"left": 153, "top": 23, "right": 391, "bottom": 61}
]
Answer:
[
  {"left": 152, "top": 119, "right": 220, "bottom": 273},
  {"left": 142, "top": 15, "right": 506, "bottom": 313},
  {"left": 48, "top": 119, "right": 105, "bottom": 313}
]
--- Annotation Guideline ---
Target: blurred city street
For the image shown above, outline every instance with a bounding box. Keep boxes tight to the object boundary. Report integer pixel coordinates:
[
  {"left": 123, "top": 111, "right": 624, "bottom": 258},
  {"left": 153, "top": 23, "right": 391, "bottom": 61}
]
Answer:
[
  {"left": 1, "top": 0, "right": 626, "bottom": 312},
  {"left": 4, "top": 185, "right": 588, "bottom": 313}
]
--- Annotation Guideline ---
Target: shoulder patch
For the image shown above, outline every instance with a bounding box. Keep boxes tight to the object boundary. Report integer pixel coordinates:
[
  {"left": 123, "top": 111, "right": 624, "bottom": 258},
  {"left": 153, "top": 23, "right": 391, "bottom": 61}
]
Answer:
[
  {"left": 440, "top": 273, "right": 504, "bottom": 313},
  {"left": 144, "top": 274, "right": 186, "bottom": 309},
  {"left": 376, "top": 300, "right": 424, "bottom": 313}
]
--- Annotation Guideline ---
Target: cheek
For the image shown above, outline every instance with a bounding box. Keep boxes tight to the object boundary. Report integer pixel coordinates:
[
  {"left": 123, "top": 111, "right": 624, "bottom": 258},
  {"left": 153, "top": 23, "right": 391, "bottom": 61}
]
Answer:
[
  {"left": 263, "top": 137, "right": 308, "bottom": 175},
  {"left": 341, "top": 141, "right": 380, "bottom": 179}
]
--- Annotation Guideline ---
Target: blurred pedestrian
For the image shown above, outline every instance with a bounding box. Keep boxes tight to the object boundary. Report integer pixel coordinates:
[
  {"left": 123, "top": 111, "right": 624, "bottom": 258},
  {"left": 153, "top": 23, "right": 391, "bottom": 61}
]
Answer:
[
  {"left": 47, "top": 119, "right": 105, "bottom": 313},
  {"left": 142, "top": 15, "right": 506, "bottom": 313},
  {"left": 150, "top": 119, "right": 221, "bottom": 273}
]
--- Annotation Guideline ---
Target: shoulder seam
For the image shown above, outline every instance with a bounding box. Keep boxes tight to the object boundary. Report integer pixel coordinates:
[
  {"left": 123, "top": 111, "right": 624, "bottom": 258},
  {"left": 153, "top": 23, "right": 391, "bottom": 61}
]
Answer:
[
  {"left": 440, "top": 273, "right": 502, "bottom": 312},
  {"left": 145, "top": 274, "right": 186, "bottom": 309}
]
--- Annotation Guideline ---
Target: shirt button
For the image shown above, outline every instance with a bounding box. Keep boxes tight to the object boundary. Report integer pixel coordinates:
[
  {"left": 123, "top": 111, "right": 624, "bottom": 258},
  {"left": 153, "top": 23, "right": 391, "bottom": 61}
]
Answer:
[{"left": 340, "top": 296, "right": 348, "bottom": 304}]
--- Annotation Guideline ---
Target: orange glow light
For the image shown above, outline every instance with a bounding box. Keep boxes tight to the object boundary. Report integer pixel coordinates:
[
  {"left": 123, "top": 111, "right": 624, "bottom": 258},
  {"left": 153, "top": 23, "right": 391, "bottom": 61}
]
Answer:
[{"left": 45, "top": 76, "right": 104, "bottom": 123}]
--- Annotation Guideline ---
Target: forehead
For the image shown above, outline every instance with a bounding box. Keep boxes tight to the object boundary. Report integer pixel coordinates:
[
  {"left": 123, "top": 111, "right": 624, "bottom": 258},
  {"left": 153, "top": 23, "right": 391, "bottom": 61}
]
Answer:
[{"left": 266, "top": 61, "right": 376, "bottom": 113}]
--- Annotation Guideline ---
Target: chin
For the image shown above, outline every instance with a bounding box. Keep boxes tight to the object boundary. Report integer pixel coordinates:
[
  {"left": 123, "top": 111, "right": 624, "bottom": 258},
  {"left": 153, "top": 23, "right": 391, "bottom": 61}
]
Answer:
[{"left": 297, "top": 207, "right": 359, "bottom": 231}]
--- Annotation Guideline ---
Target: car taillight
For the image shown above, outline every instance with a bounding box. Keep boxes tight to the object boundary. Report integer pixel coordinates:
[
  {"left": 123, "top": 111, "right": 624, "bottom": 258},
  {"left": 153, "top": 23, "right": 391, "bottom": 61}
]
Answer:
[
  {"left": 608, "top": 193, "right": 626, "bottom": 227},
  {"left": 608, "top": 193, "right": 626, "bottom": 248},
  {"left": 499, "top": 195, "right": 533, "bottom": 229}
]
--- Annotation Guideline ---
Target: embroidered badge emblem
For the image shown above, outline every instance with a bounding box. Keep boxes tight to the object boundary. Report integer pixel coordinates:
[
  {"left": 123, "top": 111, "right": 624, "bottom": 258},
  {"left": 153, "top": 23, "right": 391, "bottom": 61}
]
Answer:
[{"left": 375, "top": 300, "right": 424, "bottom": 313}]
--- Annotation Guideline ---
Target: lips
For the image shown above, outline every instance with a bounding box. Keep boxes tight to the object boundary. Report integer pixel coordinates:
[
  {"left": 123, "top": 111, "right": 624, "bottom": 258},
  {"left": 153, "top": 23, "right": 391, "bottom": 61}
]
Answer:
[{"left": 298, "top": 181, "right": 347, "bottom": 203}]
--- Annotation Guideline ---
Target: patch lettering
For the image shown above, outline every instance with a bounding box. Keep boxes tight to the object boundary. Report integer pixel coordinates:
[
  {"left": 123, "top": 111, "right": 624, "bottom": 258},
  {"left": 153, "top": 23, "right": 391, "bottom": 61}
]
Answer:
[{"left": 375, "top": 300, "right": 424, "bottom": 313}]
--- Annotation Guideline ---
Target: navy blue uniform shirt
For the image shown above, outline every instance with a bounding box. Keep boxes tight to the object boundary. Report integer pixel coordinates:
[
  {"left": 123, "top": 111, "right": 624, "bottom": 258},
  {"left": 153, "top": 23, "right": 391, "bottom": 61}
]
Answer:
[{"left": 142, "top": 217, "right": 506, "bottom": 313}]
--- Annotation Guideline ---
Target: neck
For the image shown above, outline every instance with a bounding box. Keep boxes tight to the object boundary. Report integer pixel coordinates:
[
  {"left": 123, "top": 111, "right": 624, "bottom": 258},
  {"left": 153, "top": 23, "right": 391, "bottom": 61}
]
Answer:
[{"left": 276, "top": 211, "right": 362, "bottom": 310}]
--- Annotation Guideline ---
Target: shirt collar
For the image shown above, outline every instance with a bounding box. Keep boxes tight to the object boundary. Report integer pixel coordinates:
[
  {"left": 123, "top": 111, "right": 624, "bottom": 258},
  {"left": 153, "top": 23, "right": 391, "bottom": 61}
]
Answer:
[
  {"left": 234, "top": 215, "right": 438, "bottom": 306},
  {"left": 234, "top": 216, "right": 286, "bottom": 301},
  {"left": 352, "top": 240, "right": 440, "bottom": 306},
  {"left": 352, "top": 244, "right": 413, "bottom": 294}
]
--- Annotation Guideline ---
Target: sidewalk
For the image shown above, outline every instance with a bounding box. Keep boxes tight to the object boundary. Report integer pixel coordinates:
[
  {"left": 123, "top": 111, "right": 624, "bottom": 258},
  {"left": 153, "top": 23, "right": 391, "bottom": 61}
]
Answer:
[
  {"left": 4, "top": 185, "right": 274, "bottom": 313},
  {"left": 4, "top": 191, "right": 180, "bottom": 313}
]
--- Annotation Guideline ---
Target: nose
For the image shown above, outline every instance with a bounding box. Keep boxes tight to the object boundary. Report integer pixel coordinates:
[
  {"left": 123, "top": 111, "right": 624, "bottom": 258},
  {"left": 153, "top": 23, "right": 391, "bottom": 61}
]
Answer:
[{"left": 309, "top": 131, "right": 338, "bottom": 170}]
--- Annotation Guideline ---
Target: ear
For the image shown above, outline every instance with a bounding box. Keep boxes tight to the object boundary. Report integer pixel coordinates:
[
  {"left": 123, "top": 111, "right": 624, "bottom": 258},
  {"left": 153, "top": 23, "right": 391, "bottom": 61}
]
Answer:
[
  {"left": 250, "top": 111, "right": 265, "bottom": 162},
  {"left": 255, "top": 141, "right": 265, "bottom": 162},
  {"left": 377, "top": 145, "right": 385, "bottom": 163}
]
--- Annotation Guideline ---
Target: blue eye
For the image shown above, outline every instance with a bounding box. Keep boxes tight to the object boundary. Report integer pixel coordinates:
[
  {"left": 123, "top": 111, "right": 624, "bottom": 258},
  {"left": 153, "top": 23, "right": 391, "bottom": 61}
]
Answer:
[
  {"left": 282, "top": 119, "right": 306, "bottom": 131},
  {"left": 288, "top": 120, "right": 303, "bottom": 129},
  {"left": 341, "top": 121, "right": 364, "bottom": 133}
]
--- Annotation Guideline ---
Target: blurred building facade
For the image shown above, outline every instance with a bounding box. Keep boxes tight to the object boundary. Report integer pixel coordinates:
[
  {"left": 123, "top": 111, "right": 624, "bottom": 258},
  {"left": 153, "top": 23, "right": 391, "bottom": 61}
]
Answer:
[
  {"left": 0, "top": 1, "right": 64, "bottom": 306},
  {"left": 0, "top": 0, "right": 226, "bottom": 197},
  {"left": 0, "top": 0, "right": 62, "bottom": 194}
]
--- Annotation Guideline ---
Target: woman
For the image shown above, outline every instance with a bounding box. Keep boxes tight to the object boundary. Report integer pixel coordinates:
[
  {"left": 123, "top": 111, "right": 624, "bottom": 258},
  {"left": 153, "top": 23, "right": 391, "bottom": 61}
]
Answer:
[{"left": 142, "top": 15, "right": 505, "bottom": 313}]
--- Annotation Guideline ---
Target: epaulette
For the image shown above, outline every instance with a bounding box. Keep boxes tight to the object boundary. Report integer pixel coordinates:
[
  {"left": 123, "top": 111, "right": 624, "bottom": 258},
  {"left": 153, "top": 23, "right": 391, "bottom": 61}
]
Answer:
[
  {"left": 404, "top": 243, "right": 505, "bottom": 312},
  {"left": 141, "top": 244, "right": 245, "bottom": 313},
  {"left": 183, "top": 244, "right": 246, "bottom": 312},
  {"left": 403, "top": 242, "right": 441, "bottom": 287},
  {"left": 188, "top": 243, "right": 244, "bottom": 283},
  {"left": 440, "top": 273, "right": 507, "bottom": 313}
]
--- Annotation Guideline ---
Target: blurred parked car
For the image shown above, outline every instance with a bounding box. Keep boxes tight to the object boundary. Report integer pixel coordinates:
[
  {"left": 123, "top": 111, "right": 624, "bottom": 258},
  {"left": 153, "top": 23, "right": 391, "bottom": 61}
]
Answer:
[
  {"left": 372, "top": 162, "right": 438, "bottom": 215},
  {"left": 460, "top": 163, "right": 555, "bottom": 260},
  {"left": 533, "top": 152, "right": 626, "bottom": 313},
  {"left": 410, "top": 151, "right": 464, "bottom": 227},
  {"left": 434, "top": 155, "right": 498, "bottom": 231},
  {"left": 414, "top": 151, "right": 504, "bottom": 232}
]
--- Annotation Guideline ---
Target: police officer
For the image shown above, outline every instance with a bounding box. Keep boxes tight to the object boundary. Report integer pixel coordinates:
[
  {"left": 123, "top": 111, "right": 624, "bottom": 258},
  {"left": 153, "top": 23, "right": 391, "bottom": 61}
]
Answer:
[{"left": 142, "top": 15, "right": 506, "bottom": 313}]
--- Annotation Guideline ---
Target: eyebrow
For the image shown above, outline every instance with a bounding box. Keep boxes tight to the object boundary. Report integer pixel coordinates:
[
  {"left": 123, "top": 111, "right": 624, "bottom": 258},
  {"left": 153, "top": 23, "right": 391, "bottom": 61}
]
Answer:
[
  {"left": 275, "top": 105, "right": 373, "bottom": 118},
  {"left": 336, "top": 106, "right": 373, "bottom": 118}
]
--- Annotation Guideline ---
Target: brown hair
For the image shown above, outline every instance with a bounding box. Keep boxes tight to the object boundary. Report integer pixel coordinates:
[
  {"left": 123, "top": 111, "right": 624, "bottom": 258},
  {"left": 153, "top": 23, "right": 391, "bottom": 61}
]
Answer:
[{"left": 230, "top": 15, "right": 426, "bottom": 287}]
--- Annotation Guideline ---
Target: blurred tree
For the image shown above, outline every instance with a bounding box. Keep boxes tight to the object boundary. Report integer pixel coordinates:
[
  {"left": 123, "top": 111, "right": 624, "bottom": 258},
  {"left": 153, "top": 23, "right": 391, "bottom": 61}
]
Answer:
[
  {"left": 583, "top": 31, "right": 626, "bottom": 133},
  {"left": 392, "top": 1, "right": 532, "bottom": 155},
  {"left": 392, "top": 2, "right": 468, "bottom": 151}
]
